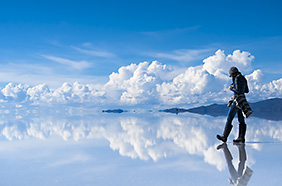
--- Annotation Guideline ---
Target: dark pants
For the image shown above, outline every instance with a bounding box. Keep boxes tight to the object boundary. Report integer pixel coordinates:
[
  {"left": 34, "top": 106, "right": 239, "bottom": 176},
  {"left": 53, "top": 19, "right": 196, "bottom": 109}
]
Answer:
[{"left": 226, "top": 102, "right": 245, "bottom": 126}]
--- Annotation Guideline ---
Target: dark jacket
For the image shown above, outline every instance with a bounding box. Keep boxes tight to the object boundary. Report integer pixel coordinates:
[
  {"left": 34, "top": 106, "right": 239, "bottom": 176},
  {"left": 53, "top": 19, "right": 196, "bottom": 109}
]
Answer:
[
  {"left": 229, "top": 73, "right": 252, "bottom": 118},
  {"left": 230, "top": 73, "right": 249, "bottom": 95}
]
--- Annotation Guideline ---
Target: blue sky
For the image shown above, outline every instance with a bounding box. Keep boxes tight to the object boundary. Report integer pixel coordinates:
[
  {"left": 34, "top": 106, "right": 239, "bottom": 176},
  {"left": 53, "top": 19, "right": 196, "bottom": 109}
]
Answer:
[{"left": 0, "top": 0, "right": 282, "bottom": 87}]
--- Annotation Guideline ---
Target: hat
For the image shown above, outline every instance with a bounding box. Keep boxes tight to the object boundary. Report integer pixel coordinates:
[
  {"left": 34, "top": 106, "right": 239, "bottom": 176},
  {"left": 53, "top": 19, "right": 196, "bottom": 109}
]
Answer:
[{"left": 229, "top": 67, "right": 239, "bottom": 77}]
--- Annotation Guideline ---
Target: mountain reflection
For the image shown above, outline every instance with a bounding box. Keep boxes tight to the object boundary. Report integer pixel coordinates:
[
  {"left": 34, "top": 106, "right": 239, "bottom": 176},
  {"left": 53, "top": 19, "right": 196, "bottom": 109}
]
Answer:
[
  {"left": 217, "top": 143, "right": 253, "bottom": 186},
  {"left": 0, "top": 112, "right": 282, "bottom": 169}
]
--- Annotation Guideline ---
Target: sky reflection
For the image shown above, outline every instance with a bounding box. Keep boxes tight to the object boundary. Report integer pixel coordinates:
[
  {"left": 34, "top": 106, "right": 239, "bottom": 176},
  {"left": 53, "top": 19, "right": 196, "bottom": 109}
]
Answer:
[{"left": 0, "top": 110, "right": 282, "bottom": 185}]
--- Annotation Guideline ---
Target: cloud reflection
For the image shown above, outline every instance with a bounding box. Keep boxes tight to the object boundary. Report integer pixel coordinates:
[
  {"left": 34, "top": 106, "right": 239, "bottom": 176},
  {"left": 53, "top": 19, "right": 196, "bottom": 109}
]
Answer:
[{"left": 0, "top": 111, "right": 282, "bottom": 170}]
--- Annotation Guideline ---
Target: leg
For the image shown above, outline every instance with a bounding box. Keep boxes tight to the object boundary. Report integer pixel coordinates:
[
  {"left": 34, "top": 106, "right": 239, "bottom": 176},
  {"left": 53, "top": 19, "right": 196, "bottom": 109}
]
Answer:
[
  {"left": 237, "top": 110, "right": 245, "bottom": 125},
  {"left": 216, "top": 103, "right": 237, "bottom": 142},
  {"left": 233, "top": 110, "right": 247, "bottom": 143},
  {"left": 226, "top": 102, "right": 239, "bottom": 126}
]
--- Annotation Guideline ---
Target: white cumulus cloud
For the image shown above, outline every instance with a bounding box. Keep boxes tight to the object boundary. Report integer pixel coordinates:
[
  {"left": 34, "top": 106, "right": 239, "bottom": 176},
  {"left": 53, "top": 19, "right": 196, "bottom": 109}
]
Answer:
[
  {"left": 203, "top": 49, "right": 254, "bottom": 78},
  {"left": 0, "top": 49, "right": 282, "bottom": 106},
  {"left": 104, "top": 61, "right": 173, "bottom": 105}
]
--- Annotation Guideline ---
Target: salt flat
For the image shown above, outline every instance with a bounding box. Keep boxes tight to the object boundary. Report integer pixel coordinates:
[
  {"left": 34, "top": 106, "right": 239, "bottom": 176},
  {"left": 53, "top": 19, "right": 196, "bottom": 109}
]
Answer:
[{"left": 0, "top": 111, "right": 281, "bottom": 186}]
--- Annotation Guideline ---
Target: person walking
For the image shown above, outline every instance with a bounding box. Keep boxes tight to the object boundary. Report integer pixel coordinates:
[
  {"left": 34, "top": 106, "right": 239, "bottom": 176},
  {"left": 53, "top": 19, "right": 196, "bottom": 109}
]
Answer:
[{"left": 216, "top": 67, "right": 252, "bottom": 143}]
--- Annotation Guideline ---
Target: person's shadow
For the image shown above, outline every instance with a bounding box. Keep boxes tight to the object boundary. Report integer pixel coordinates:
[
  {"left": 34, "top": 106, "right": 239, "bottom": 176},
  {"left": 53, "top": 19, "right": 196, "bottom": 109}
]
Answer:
[{"left": 217, "top": 143, "right": 253, "bottom": 186}]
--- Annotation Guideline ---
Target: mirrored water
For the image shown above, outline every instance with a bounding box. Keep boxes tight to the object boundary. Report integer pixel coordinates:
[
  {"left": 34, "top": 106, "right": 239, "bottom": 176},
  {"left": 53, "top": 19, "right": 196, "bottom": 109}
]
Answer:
[{"left": 0, "top": 108, "right": 281, "bottom": 186}]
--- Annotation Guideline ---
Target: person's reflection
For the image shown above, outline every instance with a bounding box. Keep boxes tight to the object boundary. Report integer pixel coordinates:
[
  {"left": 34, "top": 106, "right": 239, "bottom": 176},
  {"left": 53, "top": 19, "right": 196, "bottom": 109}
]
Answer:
[{"left": 217, "top": 143, "right": 253, "bottom": 186}]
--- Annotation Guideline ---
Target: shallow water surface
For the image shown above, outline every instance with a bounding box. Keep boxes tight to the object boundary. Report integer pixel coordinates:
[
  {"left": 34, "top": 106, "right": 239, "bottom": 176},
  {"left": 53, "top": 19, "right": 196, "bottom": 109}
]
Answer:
[{"left": 0, "top": 110, "right": 281, "bottom": 186}]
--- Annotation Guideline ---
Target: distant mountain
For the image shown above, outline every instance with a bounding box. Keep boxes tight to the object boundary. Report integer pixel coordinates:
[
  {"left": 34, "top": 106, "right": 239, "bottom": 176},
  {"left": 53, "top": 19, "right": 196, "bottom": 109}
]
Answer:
[
  {"left": 186, "top": 103, "right": 229, "bottom": 117},
  {"left": 162, "top": 98, "right": 282, "bottom": 121},
  {"left": 250, "top": 98, "right": 282, "bottom": 120}
]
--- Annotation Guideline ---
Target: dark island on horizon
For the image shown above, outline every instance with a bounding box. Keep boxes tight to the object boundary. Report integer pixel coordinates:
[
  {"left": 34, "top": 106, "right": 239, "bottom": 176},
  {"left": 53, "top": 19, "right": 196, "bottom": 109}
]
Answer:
[
  {"left": 102, "top": 109, "right": 126, "bottom": 113},
  {"left": 102, "top": 98, "right": 282, "bottom": 121},
  {"left": 161, "top": 98, "right": 282, "bottom": 121}
]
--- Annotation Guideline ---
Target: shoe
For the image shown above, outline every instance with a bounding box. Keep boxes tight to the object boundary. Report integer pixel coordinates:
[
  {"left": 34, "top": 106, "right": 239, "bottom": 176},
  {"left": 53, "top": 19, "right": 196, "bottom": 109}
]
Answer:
[
  {"left": 216, "top": 124, "right": 233, "bottom": 142},
  {"left": 233, "top": 124, "right": 246, "bottom": 143}
]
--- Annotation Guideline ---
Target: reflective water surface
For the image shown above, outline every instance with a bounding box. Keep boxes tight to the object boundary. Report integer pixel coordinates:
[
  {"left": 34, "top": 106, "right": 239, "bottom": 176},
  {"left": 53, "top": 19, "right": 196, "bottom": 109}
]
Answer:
[{"left": 0, "top": 108, "right": 282, "bottom": 186}]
